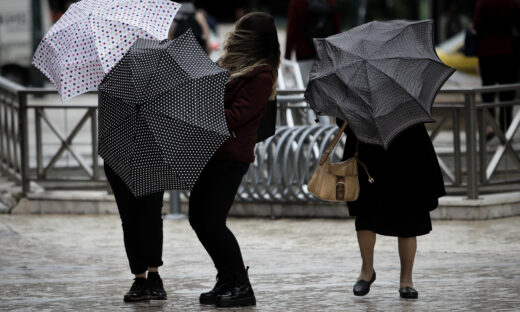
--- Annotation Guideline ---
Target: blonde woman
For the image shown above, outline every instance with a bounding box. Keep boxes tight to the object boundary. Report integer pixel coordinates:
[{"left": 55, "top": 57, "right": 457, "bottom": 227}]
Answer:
[{"left": 188, "top": 12, "right": 280, "bottom": 308}]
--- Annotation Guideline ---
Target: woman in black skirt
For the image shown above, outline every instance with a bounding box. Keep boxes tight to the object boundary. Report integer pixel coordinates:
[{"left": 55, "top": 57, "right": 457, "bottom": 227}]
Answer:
[{"left": 338, "top": 120, "right": 445, "bottom": 299}]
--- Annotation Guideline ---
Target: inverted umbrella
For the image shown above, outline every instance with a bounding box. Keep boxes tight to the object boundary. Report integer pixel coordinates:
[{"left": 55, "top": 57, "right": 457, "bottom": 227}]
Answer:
[
  {"left": 32, "top": 0, "right": 181, "bottom": 101},
  {"left": 305, "top": 20, "right": 455, "bottom": 148},
  {"left": 98, "top": 30, "right": 230, "bottom": 197}
]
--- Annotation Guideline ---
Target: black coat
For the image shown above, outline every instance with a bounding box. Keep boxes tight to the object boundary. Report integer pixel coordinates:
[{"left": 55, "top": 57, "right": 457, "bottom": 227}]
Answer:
[{"left": 338, "top": 120, "right": 445, "bottom": 216}]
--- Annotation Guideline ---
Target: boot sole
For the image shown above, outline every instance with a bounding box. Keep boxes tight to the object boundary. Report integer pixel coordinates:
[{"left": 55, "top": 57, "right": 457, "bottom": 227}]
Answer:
[
  {"left": 199, "top": 296, "right": 217, "bottom": 305},
  {"left": 215, "top": 296, "right": 256, "bottom": 307},
  {"left": 149, "top": 295, "right": 167, "bottom": 300},
  {"left": 124, "top": 295, "right": 151, "bottom": 302}
]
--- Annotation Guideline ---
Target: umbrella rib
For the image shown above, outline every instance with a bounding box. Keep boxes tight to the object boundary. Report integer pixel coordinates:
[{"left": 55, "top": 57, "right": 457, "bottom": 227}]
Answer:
[
  {"left": 367, "top": 21, "right": 430, "bottom": 59},
  {"left": 327, "top": 42, "right": 365, "bottom": 60},
  {"left": 362, "top": 61, "right": 384, "bottom": 142},
  {"left": 312, "top": 60, "right": 365, "bottom": 80},
  {"left": 98, "top": 93, "right": 137, "bottom": 139},
  {"left": 145, "top": 76, "right": 191, "bottom": 103},
  {"left": 128, "top": 116, "right": 167, "bottom": 182},
  {"left": 365, "top": 62, "right": 432, "bottom": 118},
  {"left": 142, "top": 109, "right": 231, "bottom": 138},
  {"left": 91, "top": 6, "right": 145, "bottom": 31},
  {"left": 368, "top": 56, "right": 449, "bottom": 66},
  {"left": 87, "top": 17, "right": 109, "bottom": 72},
  {"left": 129, "top": 49, "right": 164, "bottom": 101}
]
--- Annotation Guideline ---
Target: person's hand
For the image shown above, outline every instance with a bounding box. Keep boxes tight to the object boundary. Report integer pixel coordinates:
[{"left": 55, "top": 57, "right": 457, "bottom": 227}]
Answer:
[{"left": 469, "top": 24, "right": 477, "bottom": 35}]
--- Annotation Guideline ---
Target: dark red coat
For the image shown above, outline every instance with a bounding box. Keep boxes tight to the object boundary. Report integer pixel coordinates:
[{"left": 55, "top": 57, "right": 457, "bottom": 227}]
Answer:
[
  {"left": 285, "top": 0, "right": 341, "bottom": 60},
  {"left": 214, "top": 66, "right": 274, "bottom": 163},
  {"left": 473, "top": 0, "right": 520, "bottom": 56}
]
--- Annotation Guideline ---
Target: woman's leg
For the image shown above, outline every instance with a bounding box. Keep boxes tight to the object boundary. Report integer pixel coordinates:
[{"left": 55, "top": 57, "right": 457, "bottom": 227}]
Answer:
[
  {"left": 137, "top": 190, "right": 164, "bottom": 271},
  {"left": 356, "top": 230, "right": 376, "bottom": 281},
  {"left": 104, "top": 164, "right": 147, "bottom": 276},
  {"left": 398, "top": 236, "right": 417, "bottom": 288},
  {"left": 189, "top": 162, "right": 226, "bottom": 273},
  {"left": 135, "top": 191, "right": 166, "bottom": 300},
  {"left": 189, "top": 159, "right": 254, "bottom": 306},
  {"left": 189, "top": 159, "right": 249, "bottom": 273},
  {"left": 104, "top": 164, "right": 150, "bottom": 302}
]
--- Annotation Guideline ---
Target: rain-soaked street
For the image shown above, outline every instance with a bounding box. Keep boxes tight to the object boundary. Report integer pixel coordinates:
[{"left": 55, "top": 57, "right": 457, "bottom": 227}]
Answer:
[{"left": 1, "top": 215, "right": 519, "bottom": 311}]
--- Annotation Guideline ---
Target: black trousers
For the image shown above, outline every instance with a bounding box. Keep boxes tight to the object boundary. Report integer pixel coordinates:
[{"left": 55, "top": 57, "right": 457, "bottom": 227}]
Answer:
[
  {"left": 188, "top": 158, "right": 250, "bottom": 274},
  {"left": 104, "top": 164, "right": 164, "bottom": 275},
  {"left": 479, "top": 55, "right": 519, "bottom": 132}
]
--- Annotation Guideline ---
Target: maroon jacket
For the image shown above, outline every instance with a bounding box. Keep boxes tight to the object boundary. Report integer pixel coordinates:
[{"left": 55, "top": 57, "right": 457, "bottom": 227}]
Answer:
[
  {"left": 285, "top": 0, "right": 341, "bottom": 60},
  {"left": 473, "top": 0, "right": 520, "bottom": 56},
  {"left": 214, "top": 66, "right": 274, "bottom": 163}
]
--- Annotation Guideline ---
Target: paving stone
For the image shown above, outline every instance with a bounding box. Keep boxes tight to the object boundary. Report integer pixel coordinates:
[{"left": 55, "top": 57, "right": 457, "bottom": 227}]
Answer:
[{"left": 0, "top": 215, "right": 519, "bottom": 311}]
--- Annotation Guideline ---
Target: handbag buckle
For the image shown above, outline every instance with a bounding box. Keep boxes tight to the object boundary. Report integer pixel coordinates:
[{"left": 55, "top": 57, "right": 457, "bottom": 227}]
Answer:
[{"left": 336, "top": 176, "right": 345, "bottom": 200}]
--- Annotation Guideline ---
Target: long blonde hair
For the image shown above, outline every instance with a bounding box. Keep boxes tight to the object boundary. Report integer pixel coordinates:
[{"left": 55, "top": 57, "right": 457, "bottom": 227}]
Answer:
[{"left": 218, "top": 12, "right": 281, "bottom": 99}]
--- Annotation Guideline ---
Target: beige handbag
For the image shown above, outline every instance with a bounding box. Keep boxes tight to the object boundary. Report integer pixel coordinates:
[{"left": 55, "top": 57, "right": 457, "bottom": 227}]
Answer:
[{"left": 308, "top": 121, "right": 373, "bottom": 202}]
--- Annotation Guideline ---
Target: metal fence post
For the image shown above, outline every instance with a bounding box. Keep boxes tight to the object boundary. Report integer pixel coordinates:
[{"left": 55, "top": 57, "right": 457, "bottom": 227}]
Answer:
[
  {"left": 464, "top": 92, "right": 478, "bottom": 199},
  {"left": 91, "top": 108, "right": 99, "bottom": 180},
  {"left": 477, "top": 106, "right": 487, "bottom": 184},
  {"left": 18, "top": 92, "right": 30, "bottom": 194},
  {"left": 452, "top": 109, "right": 462, "bottom": 186},
  {"left": 166, "top": 190, "right": 185, "bottom": 219}
]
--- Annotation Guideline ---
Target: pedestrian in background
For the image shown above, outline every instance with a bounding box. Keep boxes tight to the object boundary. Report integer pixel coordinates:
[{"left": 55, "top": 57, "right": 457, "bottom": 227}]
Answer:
[
  {"left": 188, "top": 12, "right": 280, "bottom": 308},
  {"left": 285, "top": 0, "right": 340, "bottom": 85},
  {"left": 168, "top": 1, "right": 212, "bottom": 55},
  {"left": 472, "top": 0, "right": 520, "bottom": 140},
  {"left": 336, "top": 120, "right": 445, "bottom": 299}
]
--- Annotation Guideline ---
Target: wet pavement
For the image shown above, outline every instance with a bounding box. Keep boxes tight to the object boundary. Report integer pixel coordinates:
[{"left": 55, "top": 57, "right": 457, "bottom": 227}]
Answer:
[{"left": 0, "top": 215, "right": 519, "bottom": 311}]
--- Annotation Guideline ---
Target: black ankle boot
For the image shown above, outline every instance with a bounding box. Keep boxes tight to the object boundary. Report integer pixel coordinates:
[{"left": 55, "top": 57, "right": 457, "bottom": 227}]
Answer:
[
  {"left": 147, "top": 272, "right": 167, "bottom": 300},
  {"left": 124, "top": 278, "right": 150, "bottom": 302},
  {"left": 199, "top": 272, "right": 234, "bottom": 305},
  {"left": 215, "top": 267, "right": 256, "bottom": 307}
]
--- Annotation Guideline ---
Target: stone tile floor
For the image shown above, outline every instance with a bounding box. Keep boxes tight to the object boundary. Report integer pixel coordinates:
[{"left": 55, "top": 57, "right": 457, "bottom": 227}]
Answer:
[{"left": 0, "top": 215, "right": 519, "bottom": 311}]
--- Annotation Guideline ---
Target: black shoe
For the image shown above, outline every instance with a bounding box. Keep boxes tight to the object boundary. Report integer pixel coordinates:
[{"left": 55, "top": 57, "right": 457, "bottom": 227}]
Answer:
[
  {"left": 215, "top": 267, "right": 256, "bottom": 307},
  {"left": 399, "top": 286, "right": 418, "bottom": 299},
  {"left": 147, "top": 272, "right": 167, "bottom": 300},
  {"left": 124, "top": 278, "right": 150, "bottom": 302},
  {"left": 353, "top": 271, "right": 376, "bottom": 296},
  {"left": 200, "top": 272, "right": 234, "bottom": 305}
]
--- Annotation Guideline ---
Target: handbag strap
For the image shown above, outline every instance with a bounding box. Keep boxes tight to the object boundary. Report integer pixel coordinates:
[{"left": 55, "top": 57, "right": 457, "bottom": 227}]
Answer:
[
  {"left": 355, "top": 149, "right": 374, "bottom": 183},
  {"left": 319, "top": 121, "right": 348, "bottom": 165},
  {"left": 319, "top": 120, "right": 375, "bottom": 183}
]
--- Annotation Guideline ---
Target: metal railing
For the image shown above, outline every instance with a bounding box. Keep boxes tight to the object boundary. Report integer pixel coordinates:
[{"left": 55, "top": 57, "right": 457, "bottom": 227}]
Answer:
[
  {"left": 0, "top": 77, "right": 24, "bottom": 185},
  {"left": 1, "top": 75, "right": 520, "bottom": 200}
]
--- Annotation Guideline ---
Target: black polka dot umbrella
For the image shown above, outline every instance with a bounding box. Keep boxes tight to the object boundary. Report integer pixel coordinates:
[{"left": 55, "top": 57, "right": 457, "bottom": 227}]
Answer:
[{"left": 98, "top": 30, "right": 230, "bottom": 197}]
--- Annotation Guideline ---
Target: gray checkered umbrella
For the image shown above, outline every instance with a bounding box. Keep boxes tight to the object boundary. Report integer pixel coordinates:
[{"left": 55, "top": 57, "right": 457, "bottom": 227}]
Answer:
[
  {"left": 98, "top": 30, "right": 230, "bottom": 197},
  {"left": 305, "top": 20, "right": 455, "bottom": 148}
]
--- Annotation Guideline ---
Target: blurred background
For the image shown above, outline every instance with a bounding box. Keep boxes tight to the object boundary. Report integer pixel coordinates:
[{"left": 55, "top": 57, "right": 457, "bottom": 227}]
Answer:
[{"left": 0, "top": 0, "right": 477, "bottom": 87}]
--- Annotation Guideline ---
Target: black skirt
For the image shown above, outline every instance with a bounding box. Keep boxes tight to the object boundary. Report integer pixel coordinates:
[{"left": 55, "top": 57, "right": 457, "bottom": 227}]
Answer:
[{"left": 340, "top": 122, "right": 445, "bottom": 237}]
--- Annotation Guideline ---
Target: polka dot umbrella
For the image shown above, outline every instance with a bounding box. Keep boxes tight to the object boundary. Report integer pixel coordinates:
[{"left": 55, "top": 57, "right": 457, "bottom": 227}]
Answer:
[
  {"left": 98, "top": 30, "right": 230, "bottom": 197},
  {"left": 32, "top": 0, "right": 181, "bottom": 101}
]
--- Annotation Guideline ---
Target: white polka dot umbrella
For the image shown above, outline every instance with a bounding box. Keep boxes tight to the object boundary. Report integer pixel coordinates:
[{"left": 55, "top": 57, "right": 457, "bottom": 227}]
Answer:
[
  {"left": 98, "top": 30, "right": 230, "bottom": 197},
  {"left": 32, "top": 0, "right": 181, "bottom": 101}
]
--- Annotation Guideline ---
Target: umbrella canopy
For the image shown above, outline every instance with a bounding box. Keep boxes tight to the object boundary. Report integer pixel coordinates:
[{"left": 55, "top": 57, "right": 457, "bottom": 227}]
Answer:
[
  {"left": 305, "top": 20, "right": 455, "bottom": 148},
  {"left": 98, "top": 30, "right": 230, "bottom": 197},
  {"left": 32, "top": 0, "right": 181, "bottom": 101}
]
